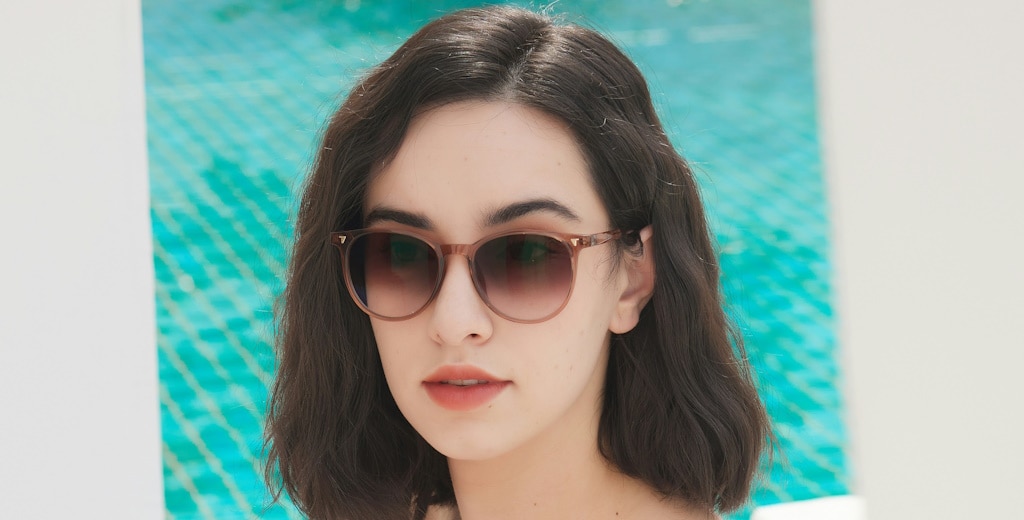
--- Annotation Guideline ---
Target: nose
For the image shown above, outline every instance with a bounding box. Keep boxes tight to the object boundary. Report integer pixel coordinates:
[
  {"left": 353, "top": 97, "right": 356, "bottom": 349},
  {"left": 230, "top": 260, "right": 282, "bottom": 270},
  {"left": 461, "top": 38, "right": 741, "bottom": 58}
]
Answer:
[{"left": 427, "top": 253, "right": 494, "bottom": 347}]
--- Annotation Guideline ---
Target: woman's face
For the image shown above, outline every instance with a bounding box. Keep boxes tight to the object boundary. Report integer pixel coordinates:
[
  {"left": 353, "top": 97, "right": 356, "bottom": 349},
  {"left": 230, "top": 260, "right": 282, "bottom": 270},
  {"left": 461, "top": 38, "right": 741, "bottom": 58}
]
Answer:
[{"left": 365, "top": 101, "right": 642, "bottom": 462}]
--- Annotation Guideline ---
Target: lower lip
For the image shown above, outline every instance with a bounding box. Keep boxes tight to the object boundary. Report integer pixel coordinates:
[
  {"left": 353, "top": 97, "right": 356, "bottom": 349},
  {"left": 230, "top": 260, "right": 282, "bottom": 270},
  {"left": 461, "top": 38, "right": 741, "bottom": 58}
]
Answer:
[{"left": 423, "top": 381, "right": 510, "bottom": 411}]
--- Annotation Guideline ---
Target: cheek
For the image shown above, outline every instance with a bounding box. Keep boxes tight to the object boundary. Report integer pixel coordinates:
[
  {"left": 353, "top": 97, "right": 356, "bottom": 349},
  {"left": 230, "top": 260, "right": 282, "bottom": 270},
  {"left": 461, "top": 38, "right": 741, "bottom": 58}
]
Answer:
[
  {"left": 369, "top": 321, "right": 421, "bottom": 393},
  {"left": 514, "top": 280, "right": 618, "bottom": 381},
  {"left": 570, "top": 257, "right": 624, "bottom": 332},
  {"left": 554, "top": 260, "right": 624, "bottom": 364}
]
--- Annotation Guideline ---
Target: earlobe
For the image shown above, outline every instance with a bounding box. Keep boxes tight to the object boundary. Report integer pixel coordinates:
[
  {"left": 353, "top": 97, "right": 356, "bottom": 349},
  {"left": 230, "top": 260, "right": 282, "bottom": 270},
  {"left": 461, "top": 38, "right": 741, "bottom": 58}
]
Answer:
[{"left": 609, "top": 225, "right": 655, "bottom": 334}]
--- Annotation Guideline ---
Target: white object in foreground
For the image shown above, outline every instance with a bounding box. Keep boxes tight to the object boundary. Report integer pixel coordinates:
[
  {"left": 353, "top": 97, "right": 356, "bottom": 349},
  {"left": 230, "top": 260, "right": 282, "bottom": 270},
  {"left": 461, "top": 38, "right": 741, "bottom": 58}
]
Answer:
[{"left": 751, "top": 495, "right": 865, "bottom": 520}]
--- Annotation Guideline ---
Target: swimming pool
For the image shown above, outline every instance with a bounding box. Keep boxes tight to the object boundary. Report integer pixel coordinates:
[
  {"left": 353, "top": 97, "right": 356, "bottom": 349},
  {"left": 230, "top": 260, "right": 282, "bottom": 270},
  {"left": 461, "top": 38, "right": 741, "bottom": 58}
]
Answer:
[{"left": 143, "top": 0, "right": 847, "bottom": 517}]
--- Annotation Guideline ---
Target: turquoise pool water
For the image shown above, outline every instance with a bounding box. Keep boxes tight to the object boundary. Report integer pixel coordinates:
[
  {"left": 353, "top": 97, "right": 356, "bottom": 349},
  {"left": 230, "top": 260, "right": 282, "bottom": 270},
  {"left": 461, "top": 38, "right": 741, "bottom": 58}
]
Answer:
[{"left": 143, "top": 0, "right": 847, "bottom": 518}]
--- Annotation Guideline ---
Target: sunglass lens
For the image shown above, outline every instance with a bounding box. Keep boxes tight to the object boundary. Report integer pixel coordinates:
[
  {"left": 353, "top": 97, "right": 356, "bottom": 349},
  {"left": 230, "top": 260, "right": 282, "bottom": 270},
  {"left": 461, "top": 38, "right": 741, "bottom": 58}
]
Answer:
[
  {"left": 474, "top": 234, "right": 573, "bottom": 321},
  {"left": 348, "top": 232, "right": 439, "bottom": 318}
]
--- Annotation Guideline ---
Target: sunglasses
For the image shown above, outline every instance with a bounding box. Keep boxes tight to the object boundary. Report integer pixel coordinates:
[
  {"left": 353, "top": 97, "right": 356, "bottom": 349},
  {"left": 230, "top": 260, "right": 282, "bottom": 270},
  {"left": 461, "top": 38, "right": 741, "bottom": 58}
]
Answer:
[{"left": 329, "top": 228, "right": 621, "bottom": 323}]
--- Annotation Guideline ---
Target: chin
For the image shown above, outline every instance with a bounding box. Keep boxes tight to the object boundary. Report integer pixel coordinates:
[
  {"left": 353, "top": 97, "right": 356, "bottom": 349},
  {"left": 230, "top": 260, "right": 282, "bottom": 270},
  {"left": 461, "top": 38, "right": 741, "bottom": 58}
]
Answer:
[{"left": 416, "top": 422, "right": 518, "bottom": 462}]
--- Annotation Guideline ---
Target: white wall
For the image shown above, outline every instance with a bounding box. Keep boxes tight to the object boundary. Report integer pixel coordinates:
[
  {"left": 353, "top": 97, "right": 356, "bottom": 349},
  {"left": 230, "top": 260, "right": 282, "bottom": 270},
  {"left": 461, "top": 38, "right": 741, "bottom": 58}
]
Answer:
[
  {"left": 816, "top": 0, "right": 1024, "bottom": 518},
  {"left": 0, "top": 0, "right": 164, "bottom": 518}
]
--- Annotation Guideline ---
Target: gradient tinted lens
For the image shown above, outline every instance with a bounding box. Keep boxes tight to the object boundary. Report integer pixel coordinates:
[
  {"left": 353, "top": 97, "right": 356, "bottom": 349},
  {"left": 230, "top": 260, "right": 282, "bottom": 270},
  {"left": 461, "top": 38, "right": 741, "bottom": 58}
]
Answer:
[
  {"left": 348, "top": 232, "right": 439, "bottom": 318},
  {"left": 474, "top": 234, "right": 573, "bottom": 321}
]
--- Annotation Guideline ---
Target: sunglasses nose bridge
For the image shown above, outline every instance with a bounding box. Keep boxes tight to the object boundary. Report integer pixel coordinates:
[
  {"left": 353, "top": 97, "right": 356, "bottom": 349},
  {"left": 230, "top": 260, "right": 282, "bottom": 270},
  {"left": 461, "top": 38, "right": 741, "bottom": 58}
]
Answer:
[
  {"left": 437, "top": 243, "right": 479, "bottom": 288},
  {"left": 433, "top": 243, "right": 489, "bottom": 310},
  {"left": 439, "top": 243, "right": 474, "bottom": 260},
  {"left": 436, "top": 241, "right": 475, "bottom": 270}
]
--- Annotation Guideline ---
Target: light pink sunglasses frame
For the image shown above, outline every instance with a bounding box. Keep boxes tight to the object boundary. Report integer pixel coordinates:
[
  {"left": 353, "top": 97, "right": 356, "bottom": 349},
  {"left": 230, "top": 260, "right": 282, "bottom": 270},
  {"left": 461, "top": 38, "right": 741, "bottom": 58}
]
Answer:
[{"left": 329, "top": 228, "right": 621, "bottom": 323}]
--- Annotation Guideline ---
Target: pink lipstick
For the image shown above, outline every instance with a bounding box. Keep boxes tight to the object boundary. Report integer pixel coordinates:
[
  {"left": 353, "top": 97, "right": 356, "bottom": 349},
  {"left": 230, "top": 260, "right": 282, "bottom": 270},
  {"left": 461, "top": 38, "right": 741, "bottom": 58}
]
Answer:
[{"left": 423, "top": 365, "right": 510, "bottom": 411}]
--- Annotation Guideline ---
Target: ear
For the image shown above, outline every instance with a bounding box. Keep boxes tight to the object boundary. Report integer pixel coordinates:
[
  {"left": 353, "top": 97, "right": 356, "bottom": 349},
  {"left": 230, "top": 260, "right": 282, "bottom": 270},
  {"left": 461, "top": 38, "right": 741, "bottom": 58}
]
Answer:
[{"left": 609, "top": 225, "right": 655, "bottom": 334}]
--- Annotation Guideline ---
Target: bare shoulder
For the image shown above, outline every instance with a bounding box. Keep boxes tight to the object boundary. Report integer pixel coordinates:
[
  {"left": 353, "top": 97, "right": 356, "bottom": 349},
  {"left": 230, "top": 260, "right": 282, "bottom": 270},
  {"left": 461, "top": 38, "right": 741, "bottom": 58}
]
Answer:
[
  {"left": 424, "top": 504, "right": 458, "bottom": 520},
  {"left": 636, "top": 496, "right": 718, "bottom": 520}
]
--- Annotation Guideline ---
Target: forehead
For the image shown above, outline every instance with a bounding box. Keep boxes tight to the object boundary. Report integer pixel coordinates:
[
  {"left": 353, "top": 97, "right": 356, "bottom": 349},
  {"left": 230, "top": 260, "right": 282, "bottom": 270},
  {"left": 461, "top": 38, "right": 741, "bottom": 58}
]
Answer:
[{"left": 365, "top": 101, "right": 609, "bottom": 235}]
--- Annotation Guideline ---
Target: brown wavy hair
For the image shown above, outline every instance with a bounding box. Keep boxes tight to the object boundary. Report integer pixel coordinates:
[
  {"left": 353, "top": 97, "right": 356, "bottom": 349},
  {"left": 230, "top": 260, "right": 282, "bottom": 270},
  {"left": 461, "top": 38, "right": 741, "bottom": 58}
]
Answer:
[{"left": 264, "top": 5, "right": 770, "bottom": 519}]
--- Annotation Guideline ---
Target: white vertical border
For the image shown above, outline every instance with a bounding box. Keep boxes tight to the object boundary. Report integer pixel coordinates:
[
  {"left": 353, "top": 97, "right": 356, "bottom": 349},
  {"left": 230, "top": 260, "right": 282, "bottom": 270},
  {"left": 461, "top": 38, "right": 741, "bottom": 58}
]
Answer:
[
  {"left": 815, "top": 0, "right": 1024, "bottom": 518},
  {"left": 0, "top": 0, "right": 164, "bottom": 518}
]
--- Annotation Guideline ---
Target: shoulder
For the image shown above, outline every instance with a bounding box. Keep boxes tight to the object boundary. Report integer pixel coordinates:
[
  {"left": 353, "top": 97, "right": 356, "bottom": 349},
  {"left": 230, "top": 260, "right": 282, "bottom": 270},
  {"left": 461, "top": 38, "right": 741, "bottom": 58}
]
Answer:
[
  {"left": 424, "top": 505, "right": 459, "bottom": 520},
  {"left": 632, "top": 495, "right": 719, "bottom": 520}
]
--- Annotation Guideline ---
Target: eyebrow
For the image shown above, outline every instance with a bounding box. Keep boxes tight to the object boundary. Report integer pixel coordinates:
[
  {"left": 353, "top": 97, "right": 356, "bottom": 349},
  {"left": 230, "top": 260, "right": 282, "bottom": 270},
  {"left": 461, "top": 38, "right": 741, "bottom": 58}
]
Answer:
[
  {"left": 484, "top": 198, "right": 580, "bottom": 227},
  {"left": 363, "top": 198, "right": 580, "bottom": 231},
  {"left": 363, "top": 207, "right": 435, "bottom": 230}
]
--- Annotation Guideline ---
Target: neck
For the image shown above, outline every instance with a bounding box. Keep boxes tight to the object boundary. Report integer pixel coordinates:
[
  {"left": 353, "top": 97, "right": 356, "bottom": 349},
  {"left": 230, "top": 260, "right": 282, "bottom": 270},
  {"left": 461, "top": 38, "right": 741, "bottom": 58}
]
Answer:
[
  {"left": 447, "top": 422, "right": 603, "bottom": 519},
  {"left": 446, "top": 415, "right": 702, "bottom": 520}
]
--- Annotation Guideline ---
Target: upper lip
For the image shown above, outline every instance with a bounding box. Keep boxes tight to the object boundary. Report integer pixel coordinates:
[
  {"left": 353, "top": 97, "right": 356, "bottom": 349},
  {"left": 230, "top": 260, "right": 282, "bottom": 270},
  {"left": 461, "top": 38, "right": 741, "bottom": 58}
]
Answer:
[{"left": 424, "top": 365, "right": 507, "bottom": 384}]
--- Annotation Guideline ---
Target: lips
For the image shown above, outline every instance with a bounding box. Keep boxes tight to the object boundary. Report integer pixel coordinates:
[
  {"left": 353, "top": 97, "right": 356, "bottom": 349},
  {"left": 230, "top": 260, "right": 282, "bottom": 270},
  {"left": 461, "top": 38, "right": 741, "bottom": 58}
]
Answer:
[
  {"left": 423, "top": 365, "right": 510, "bottom": 411},
  {"left": 439, "top": 379, "right": 489, "bottom": 386}
]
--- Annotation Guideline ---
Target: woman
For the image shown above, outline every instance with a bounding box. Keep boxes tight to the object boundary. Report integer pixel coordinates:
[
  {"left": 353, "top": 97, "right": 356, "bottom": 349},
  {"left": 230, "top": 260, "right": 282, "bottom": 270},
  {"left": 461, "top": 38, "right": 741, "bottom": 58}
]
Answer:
[{"left": 265, "top": 6, "right": 769, "bottom": 519}]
